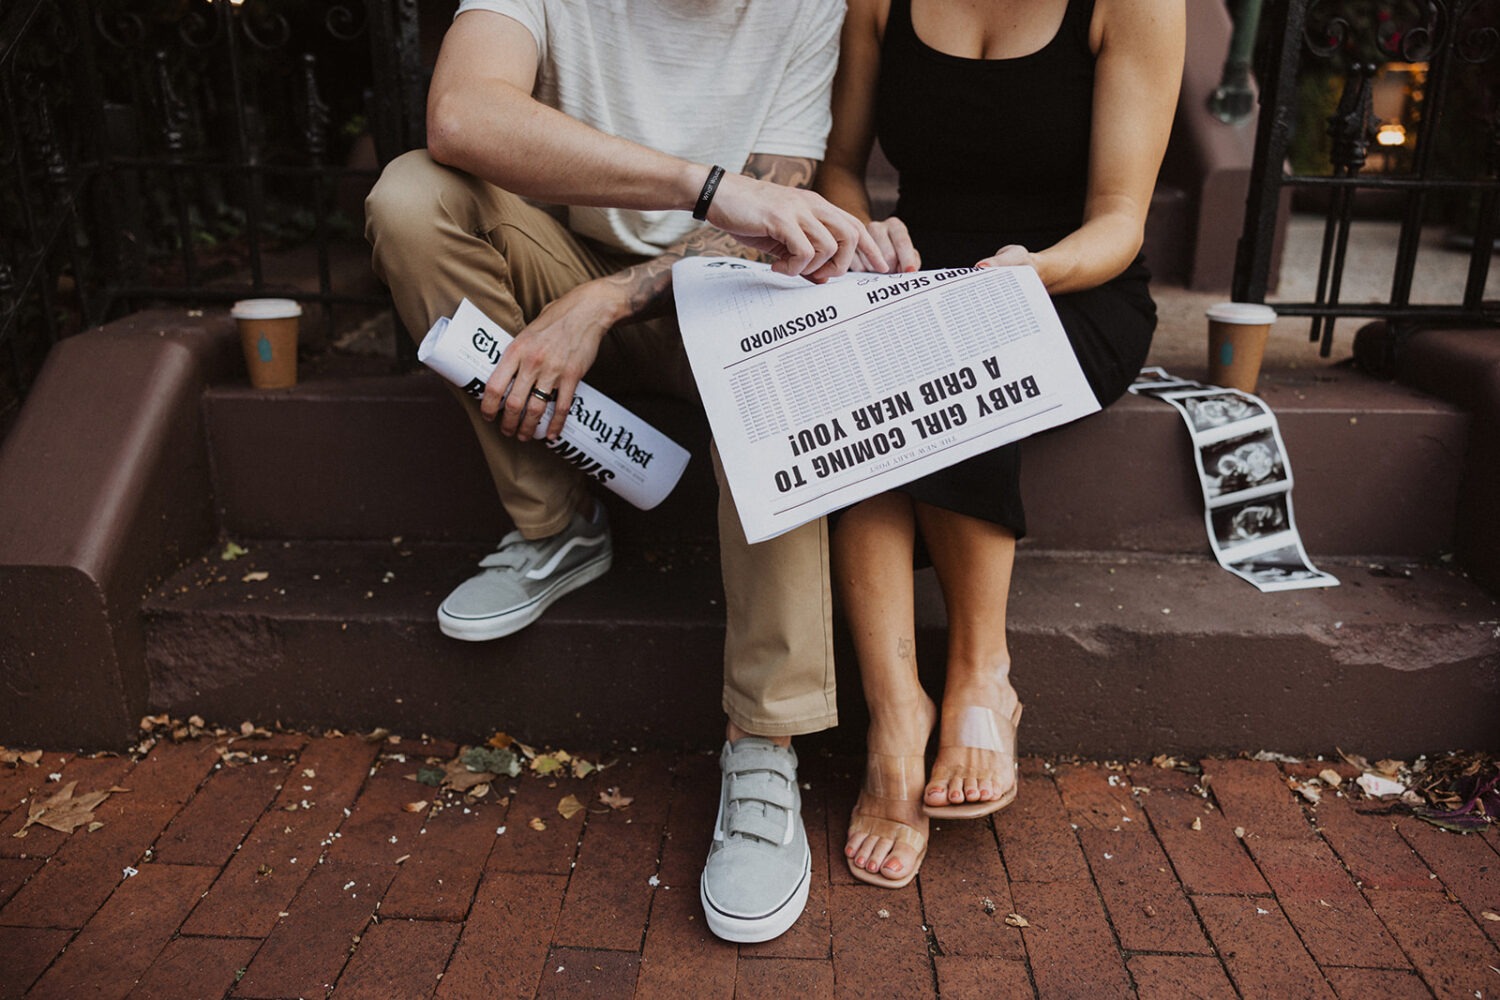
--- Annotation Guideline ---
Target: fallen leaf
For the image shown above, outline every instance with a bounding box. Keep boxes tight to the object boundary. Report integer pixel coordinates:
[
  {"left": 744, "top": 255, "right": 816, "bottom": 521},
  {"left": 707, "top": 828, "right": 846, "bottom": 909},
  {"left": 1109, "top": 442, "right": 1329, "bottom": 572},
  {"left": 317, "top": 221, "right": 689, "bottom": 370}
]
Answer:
[
  {"left": 529, "top": 817, "right": 547, "bottom": 832},
  {"left": 220, "top": 541, "right": 249, "bottom": 561},
  {"left": 1318, "top": 768, "right": 1344, "bottom": 788},
  {"left": 362, "top": 727, "right": 391, "bottom": 744},
  {"left": 531, "top": 754, "right": 564, "bottom": 776},
  {"left": 1191, "top": 817, "right": 1203, "bottom": 831},
  {"left": 1337, "top": 747, "right": 1371, "bottom": 772},
  {"left": 557, "top": 794, "right": 584, "bottom": 820},
  {"left": 598, "top": 787, "right": 634, "bottom": 810},
  {"left": 241, "top": 571, "right": 269, "bottom": 583},
  {"left": 1293, "top": 782, "right": 1321, "bottom": 805},
  {"left": 572, "top": 759, "right": 597, "bottom": 779},
  {"left": 1481, "top": 911, "right": 1499, "bottom": 922},
  {"left": 441, "top": 757, "right": 495, "bottom": 793},
  {"left": 403, "top": 800, "right": 429, "bottom": 813},
  {"left": 486, "top": 732, "right": 516, "bottom": 750},
  {"left": 14, "top": 781, "right": 116, "bottom": 837},
  {"left": 1005, "top": 913, "right": 1030, "bottom": 927}
]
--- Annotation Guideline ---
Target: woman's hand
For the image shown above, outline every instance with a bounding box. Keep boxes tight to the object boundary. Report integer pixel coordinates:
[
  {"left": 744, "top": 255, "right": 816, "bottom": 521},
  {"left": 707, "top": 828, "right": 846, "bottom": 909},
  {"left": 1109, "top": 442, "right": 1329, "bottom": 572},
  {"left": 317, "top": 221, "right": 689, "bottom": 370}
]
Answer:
[
  {"left": 861, "top": 216, "right": 921, "bottom": 273},
  {"left": 975, "top": 245, "right": 1038, "bottom": 270}
]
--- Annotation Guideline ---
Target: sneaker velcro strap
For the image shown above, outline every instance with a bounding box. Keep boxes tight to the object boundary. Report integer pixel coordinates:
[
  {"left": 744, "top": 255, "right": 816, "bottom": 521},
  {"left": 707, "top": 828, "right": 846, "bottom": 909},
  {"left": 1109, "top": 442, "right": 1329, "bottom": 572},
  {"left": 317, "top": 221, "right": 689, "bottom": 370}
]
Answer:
[
  {"left": 723, "top": 746, "right": 797, "bottom": 781},
  {"left": 728, "top": 770, "right": 796, "bottom": 812},
  {"left": 726, "top": 805, "right": 790, "bottom": 844}
]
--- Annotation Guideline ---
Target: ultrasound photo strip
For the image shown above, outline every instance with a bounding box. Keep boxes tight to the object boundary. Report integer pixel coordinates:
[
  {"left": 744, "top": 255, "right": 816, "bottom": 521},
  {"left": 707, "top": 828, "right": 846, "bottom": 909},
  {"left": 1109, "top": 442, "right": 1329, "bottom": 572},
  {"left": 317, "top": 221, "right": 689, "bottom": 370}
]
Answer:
[{"left": 1129, "top": 367, "right": 1339, "bottom": 593}]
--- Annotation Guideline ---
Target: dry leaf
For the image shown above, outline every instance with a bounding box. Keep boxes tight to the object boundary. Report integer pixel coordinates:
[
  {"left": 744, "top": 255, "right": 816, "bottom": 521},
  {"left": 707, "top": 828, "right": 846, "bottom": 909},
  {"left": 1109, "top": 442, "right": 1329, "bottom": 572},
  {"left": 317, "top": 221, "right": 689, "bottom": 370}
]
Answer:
[
  {"left": 403, "top": 800, "right": 429, "bottom": 813},
  {"left": 1191, "top": 816, "right": 1203, "bottom": 831},
  {"left": 14, "top": 781, "right": 116, "bottom": 837},
  {"left": 1004, "top": 913, "right": 1030, "bottom": 928},
  {"left": 528, "top": 817, "right": 547, "bottom": 832},
  {"left": 241, "top": 571, "right": 269, "bottom": 583},
  {"left": 487, "top": 732, "right": 515, "bottom": 750},
  {"left": 441, "top": 757, "right": 496, "bottom": 792},
  {"left": 1481, "top": 910, "right": 1500, "bottom": 922},
  {"left": 557, "top": 794, "right": 584, "bottom": 820},
  {"left": 598, "top": 787, "right": 634, "bottom": 810},
  {"left": 572, "top": 759, "right": 597, "bottom": 779},
  {"left": 468, "top": 783, "right": 491, "bottom": 799},
  {"left": 531, "top": 754, "right": 563, "bottom": 776},
  {"left": 1318, "top": 768, "right": 1343, "bottom": 788}
]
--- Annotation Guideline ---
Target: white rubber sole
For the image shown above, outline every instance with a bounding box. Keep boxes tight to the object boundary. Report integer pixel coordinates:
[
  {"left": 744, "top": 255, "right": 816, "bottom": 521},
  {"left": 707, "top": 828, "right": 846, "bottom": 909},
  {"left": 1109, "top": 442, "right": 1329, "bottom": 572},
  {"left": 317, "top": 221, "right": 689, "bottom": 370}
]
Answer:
[
  {"left": 436, "top": 551, "right": 612, "bottom": 641},
  {"left": 699, "top": 846, "right": 811, "bottom": 944}
]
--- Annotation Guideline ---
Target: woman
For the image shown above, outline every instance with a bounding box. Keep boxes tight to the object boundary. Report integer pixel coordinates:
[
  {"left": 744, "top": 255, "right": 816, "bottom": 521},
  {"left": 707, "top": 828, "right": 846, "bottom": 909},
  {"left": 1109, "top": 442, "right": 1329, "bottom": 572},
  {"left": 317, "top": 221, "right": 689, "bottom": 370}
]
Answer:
[{"left": 815, "top": 0, "right": 1185, "bottom": 887}]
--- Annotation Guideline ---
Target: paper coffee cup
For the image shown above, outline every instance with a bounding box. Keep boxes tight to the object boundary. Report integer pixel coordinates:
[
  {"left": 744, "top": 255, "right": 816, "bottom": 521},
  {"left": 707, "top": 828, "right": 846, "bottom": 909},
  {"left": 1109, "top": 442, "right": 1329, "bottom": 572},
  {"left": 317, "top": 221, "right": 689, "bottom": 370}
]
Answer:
[
  {"left": 1206, "top": 302, "right": 1276, "bottom": 394},
  {"left": 232, "top": 298, "right": 302, "bottom": 389}
]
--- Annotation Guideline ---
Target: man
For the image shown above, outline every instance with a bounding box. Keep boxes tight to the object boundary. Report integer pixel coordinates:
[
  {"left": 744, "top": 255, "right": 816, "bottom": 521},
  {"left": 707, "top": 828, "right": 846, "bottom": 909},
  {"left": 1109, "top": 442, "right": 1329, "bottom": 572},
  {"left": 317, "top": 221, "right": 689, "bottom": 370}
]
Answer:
[{"left": 364, "top": 2, "right": 880, "bottom": 943}]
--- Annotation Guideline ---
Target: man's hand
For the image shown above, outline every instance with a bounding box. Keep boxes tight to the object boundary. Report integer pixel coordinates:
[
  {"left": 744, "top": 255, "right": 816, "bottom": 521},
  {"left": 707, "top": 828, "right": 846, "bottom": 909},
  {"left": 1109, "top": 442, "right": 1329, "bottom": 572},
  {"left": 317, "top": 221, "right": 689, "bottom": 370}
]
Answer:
[
  {"left": 479, "top": 280, "right": 626, "bottom": 442},
  {"left": 706, "top": 171, "right": 886, "bottom": 282}
]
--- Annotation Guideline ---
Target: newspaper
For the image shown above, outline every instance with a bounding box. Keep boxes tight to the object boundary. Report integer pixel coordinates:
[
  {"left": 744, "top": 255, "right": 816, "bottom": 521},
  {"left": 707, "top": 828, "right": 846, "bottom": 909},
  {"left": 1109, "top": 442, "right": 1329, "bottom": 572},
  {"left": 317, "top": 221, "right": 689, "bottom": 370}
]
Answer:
[
  {"left": 1130, "top": 367, "right": 1339, "bottom": 592},
  {"left": 419, "top": 298, "right": 691, "bottom": 510},
  {"left": 672, "top": 259, "right": 1100, "bottom": 542}
]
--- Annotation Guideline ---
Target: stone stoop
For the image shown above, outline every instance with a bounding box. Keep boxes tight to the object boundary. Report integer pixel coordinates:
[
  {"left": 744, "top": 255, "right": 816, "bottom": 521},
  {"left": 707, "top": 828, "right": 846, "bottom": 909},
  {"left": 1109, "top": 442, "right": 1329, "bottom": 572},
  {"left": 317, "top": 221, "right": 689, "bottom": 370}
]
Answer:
[
  {"left": 132, "top": 348, "right": 1498, "bottom": 758},
  {"left": 3, "top": 309, "right": 1497, "bottom": 754}
]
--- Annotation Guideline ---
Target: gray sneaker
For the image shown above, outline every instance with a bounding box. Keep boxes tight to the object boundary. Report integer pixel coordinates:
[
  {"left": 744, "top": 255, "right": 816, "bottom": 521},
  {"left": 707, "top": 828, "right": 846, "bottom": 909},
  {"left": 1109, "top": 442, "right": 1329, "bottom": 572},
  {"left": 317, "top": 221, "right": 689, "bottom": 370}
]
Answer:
[
  {"left": 437, "top": 506, "right": 612, "bottom": 640},
  {"left": 700, "top": 738, "right": 811, "bottom": 943}
]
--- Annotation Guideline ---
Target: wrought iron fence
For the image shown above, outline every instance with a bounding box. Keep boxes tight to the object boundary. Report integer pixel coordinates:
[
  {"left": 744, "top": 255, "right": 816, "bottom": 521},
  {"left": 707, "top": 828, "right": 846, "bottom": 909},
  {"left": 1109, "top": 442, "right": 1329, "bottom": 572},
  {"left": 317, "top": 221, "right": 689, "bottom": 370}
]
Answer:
[
  {"left": 0, "top": 0, "right": 428, "bottom": 427},
  {"left": 1233, "top": 0, "right": 1499, "bottom": 362}
]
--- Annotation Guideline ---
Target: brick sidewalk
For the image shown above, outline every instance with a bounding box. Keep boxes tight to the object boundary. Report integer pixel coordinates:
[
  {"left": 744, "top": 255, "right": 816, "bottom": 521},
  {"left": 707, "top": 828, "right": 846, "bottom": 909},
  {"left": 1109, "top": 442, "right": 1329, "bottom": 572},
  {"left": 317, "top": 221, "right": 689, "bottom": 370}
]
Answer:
[{"left": 1, "top": 733, "right": 1497, "bottom": 998}]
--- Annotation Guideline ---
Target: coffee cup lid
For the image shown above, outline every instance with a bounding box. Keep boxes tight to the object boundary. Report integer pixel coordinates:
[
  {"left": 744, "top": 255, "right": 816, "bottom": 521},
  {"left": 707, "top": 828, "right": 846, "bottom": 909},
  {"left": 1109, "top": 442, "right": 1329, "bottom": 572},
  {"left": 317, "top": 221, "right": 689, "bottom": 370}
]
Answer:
[
  {"left": 231, "top": 298, "right": 303, "bottom": 320},
  {"left": 1206, "top": 302, "right": 1277, "bottom": 324}
]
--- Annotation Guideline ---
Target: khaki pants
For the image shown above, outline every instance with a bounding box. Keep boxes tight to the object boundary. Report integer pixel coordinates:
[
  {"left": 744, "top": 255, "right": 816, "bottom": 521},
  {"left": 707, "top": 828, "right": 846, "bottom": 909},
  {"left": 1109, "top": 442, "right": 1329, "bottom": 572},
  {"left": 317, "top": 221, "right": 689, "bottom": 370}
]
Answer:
[{"left": 365, "top": 150, "right": 837, "bottom": 736}]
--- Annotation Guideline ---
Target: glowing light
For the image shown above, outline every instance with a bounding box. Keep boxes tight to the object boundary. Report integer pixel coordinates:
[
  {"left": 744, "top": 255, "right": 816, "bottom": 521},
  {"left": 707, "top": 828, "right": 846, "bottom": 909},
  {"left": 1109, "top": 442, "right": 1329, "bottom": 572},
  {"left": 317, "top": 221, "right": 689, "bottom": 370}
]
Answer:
[{"left": 1377, "top": 124, "right": 1407, "bottom": 147}]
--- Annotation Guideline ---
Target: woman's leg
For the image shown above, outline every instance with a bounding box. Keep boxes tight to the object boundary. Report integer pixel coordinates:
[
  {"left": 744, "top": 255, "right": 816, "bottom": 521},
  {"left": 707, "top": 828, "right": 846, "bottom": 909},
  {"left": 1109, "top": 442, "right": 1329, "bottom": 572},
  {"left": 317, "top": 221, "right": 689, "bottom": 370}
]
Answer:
[
  {"left": 914, "top": 503, "right": 1022, "bottom": 810},
  {"left": 833, "top": 492, "right": 936, "bottom": 883}
]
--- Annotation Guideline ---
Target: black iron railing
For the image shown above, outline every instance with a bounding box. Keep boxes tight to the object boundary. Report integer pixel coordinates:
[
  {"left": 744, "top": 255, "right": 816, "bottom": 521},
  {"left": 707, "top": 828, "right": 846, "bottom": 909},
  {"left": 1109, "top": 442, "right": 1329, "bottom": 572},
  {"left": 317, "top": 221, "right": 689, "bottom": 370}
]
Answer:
[
  {"left": 1233, "top": 0, "right": 1499, "bottom": 361},
  {"left": 0, "top": 0, "right": 428, "bottom": 425}
]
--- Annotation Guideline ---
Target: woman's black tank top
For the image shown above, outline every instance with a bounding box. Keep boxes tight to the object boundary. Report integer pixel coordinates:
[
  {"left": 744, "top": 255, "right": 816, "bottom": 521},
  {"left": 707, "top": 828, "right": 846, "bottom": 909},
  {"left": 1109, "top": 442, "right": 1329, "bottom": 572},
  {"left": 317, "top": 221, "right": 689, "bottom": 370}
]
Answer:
[{"left": 874, "top": 0, "right": 1097, "bottom": 258}]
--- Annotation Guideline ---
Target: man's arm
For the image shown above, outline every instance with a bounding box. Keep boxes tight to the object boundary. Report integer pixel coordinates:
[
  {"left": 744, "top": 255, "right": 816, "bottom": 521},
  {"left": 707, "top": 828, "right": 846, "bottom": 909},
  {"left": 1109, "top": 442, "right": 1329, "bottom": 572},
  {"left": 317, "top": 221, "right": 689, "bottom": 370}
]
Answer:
[
  {"left": 483, "top": 154, "right": 823, "bottom": 442},
  {"left": 428, "top": 11, "right": 879, "bottom": 280},
  {"left": 596, "top": 155, "right": 819, "bottom": 321}
]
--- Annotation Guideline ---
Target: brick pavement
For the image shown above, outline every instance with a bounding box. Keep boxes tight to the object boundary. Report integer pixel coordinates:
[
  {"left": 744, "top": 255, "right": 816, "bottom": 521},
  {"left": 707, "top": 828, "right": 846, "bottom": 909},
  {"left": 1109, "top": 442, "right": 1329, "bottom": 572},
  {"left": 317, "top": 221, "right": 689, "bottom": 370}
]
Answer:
[{"left": 1, "top": 734, "right": 1497, "bottom": 998}]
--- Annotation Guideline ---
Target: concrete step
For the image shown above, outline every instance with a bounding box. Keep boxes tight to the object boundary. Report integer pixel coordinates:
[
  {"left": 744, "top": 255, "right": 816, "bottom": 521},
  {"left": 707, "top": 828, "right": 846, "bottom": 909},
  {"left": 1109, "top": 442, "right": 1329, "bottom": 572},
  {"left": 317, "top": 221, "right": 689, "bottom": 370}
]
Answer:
[
  {"left": 203, "top": 363, "right": 1468, "bottom": 560},
  {"left": 141, "top": 538, "right": 1500, "bottom": 758}
]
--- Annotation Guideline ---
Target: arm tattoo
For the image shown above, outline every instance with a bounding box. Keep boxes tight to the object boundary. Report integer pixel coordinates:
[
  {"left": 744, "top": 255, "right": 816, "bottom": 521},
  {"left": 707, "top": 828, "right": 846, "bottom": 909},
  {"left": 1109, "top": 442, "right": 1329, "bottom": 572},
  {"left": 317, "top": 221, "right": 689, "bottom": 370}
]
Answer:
[{"left": 599, "top": 153, "right": 822, "bottom": 321}]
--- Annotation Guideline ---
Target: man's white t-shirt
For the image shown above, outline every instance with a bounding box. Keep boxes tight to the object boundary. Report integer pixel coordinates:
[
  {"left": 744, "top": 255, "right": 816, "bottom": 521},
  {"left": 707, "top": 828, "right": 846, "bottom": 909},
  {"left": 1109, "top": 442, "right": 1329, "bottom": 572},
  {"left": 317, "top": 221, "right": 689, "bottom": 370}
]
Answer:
[{"left": 452, "top": 0, "right": 843, "bottom": 258}]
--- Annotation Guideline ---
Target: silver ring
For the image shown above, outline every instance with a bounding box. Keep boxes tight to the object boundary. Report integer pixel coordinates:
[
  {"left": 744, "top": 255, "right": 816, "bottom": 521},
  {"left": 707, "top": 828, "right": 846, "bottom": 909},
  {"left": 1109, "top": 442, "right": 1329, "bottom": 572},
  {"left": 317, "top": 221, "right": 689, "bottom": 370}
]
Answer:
[{"left": 530, "top": 386, "right": 557, "bottom": 403}]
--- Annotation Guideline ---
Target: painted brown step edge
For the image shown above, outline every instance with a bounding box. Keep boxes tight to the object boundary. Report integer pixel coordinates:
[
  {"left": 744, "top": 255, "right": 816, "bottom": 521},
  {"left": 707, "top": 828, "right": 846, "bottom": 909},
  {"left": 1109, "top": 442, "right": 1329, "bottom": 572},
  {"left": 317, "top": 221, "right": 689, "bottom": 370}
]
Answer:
[
  {"left": 1367, "top": 323, "right": 1500, "bottom": 595},
  {"left": 0, "top": 310, "right": 238, "bottom": 748}
]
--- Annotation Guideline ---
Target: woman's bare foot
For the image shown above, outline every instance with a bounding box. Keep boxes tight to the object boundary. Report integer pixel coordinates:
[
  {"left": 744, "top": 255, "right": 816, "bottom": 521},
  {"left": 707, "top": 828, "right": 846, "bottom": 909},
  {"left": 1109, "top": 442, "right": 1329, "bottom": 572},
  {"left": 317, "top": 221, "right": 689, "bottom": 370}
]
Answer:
[
  {"left": 925, "top": 668, "right": 1021, "bottom": 812},
  {"left": 846, "top": 695, "right": 936, "bottom": 885}
]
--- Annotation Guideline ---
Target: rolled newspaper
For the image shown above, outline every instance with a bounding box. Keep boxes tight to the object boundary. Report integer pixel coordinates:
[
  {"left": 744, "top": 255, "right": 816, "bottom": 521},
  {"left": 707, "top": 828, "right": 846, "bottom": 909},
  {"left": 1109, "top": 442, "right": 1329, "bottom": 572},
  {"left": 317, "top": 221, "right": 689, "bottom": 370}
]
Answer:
[{"left": 419, "top": 298, "right": 691, "bottom": 510}]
